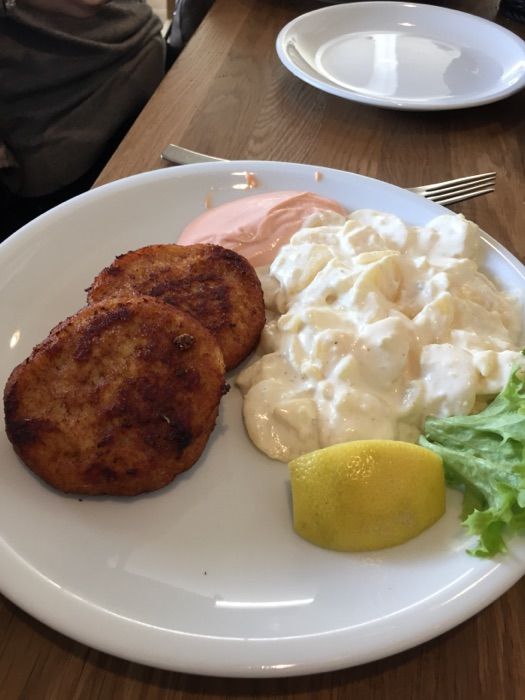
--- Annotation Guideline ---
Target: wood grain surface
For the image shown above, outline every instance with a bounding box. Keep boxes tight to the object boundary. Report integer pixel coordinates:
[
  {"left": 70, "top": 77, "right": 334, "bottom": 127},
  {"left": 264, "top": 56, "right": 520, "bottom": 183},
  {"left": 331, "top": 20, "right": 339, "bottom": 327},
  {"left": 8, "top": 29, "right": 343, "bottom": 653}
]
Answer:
[{"left": 2, "top": 0, "right": 525, "bottom": 697}]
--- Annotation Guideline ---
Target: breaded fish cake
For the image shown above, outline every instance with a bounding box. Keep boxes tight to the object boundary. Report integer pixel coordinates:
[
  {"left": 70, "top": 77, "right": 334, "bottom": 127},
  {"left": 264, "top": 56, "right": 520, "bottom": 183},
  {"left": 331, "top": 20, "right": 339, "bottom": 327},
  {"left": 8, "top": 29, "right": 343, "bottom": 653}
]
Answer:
[
  {"left": 86, "top": 243, "right": 265, "bottom": 371},
  {"left": 4, "top": 296, "right": 226, "bottom": 496}
]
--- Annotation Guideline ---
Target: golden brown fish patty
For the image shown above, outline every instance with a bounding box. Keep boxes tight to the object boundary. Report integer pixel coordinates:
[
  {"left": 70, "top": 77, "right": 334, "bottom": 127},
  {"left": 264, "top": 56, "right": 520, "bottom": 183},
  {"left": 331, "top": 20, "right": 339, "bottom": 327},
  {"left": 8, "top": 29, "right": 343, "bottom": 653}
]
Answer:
[
  {"left": 86, "top": 243, "right": 265, "bottom": 371},
  {"left": 4, "top": 296, "right": 226, "bottom": 496}
]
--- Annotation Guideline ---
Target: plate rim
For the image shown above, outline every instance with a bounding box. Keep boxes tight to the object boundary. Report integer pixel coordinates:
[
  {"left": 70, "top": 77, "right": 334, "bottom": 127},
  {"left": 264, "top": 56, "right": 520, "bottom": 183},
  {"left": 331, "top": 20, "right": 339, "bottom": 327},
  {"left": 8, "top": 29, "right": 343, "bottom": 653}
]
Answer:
[{"left": 275, "top": 1, "right": 525, "bottom": 111}]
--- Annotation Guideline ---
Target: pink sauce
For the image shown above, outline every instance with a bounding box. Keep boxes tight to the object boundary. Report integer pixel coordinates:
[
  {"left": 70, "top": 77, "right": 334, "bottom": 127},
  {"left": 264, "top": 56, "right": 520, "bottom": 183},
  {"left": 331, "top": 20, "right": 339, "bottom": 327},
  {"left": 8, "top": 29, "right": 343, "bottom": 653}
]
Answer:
[{"left": 178, "top": 191, "right": 347, "bottom": 266}]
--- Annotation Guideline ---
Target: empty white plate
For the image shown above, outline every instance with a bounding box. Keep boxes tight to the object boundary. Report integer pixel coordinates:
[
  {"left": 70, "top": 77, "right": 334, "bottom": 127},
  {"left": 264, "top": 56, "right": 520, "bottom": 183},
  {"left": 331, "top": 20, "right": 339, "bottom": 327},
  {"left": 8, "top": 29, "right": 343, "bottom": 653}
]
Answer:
[{"left": 276, "top": 2, "right": 525, "bottom": 110}]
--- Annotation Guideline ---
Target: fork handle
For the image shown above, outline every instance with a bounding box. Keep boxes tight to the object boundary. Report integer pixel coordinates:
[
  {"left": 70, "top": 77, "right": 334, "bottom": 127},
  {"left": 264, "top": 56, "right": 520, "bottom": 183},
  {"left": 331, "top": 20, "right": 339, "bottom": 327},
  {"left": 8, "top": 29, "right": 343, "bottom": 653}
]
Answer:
[{"left": 161, "top": 144, "right": 226, "bottom": 165}]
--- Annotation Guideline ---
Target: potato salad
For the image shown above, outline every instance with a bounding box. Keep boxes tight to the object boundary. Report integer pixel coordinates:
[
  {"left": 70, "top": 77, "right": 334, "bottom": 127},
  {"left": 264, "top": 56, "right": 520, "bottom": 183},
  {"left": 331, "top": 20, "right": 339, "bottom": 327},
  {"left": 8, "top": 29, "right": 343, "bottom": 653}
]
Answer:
[{"left": 237, "top": 208, "right": 524, "bottom": 462}]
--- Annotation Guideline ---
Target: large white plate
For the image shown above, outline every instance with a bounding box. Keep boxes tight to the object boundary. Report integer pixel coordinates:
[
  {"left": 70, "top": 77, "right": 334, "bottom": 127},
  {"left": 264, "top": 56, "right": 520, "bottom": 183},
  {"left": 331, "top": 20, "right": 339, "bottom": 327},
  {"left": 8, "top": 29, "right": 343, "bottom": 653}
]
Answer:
[
  {"left": 1, "top": 161, "right": 524, "bottom": 678},
  {"left": 276, "top": 2, "right": 525, "bottom": 110}
]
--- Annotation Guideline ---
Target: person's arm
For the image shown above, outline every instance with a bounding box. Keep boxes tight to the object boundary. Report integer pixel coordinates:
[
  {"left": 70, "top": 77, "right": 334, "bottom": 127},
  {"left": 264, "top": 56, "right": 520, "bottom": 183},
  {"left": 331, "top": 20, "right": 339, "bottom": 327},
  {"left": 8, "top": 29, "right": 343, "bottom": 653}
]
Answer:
[{"left": 1, "top": 0, "right": 110, "bottom": 18}]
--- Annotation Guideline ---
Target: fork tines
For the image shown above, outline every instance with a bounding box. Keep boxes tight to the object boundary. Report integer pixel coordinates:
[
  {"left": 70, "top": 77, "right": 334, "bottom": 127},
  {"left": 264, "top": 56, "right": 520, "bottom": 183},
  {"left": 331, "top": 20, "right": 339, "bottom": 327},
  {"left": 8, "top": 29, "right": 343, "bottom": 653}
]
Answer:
[{"left": 420, "top": 172, "right": 496, "bottom": 205}]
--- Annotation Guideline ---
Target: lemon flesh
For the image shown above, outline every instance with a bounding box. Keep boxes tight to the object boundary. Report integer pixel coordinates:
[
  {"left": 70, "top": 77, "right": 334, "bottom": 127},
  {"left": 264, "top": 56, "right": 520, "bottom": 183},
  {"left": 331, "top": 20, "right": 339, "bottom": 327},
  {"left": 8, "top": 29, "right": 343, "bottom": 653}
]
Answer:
[{"left": 289, "top": 440, "right": 445, "bottom": 552}]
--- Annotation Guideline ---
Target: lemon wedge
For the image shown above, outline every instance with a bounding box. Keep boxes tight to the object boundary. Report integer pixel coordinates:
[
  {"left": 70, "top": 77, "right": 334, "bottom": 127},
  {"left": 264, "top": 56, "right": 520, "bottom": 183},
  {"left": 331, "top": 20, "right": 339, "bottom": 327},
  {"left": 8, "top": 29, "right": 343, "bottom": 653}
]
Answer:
[{"left": 289, "top": 440, "right": 445, "bottom": 551}]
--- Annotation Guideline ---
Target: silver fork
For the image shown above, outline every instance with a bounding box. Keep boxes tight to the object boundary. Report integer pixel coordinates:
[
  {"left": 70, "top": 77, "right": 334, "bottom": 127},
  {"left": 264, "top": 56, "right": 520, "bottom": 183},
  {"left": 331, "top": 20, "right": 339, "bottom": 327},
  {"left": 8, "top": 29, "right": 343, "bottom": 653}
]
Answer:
[{"left": 160, "top": 144, "right": 496, "bottom": 206}]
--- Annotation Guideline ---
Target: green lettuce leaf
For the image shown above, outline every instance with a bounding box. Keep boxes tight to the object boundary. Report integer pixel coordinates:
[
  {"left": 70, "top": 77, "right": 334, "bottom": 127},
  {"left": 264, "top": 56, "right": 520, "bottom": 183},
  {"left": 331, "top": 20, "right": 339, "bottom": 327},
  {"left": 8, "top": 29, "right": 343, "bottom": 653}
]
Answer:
[{"left": 418, "top": 353, "right": 525, "bottom": 557}]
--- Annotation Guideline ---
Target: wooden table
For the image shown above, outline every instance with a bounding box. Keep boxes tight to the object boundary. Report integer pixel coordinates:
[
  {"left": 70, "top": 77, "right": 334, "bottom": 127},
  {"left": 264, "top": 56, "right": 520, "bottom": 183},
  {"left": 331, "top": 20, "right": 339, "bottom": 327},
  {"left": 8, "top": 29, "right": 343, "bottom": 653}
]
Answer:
[{"left": 3, "top": 0, "right": 525, "bottom": 697}]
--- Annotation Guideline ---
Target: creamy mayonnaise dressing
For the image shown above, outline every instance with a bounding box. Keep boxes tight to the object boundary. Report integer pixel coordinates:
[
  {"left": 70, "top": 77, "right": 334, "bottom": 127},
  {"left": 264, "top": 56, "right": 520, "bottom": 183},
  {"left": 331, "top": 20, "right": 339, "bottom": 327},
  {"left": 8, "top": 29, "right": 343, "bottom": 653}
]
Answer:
[{"left": 237, "top": 208, "right": 524, "bottom": 462}]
